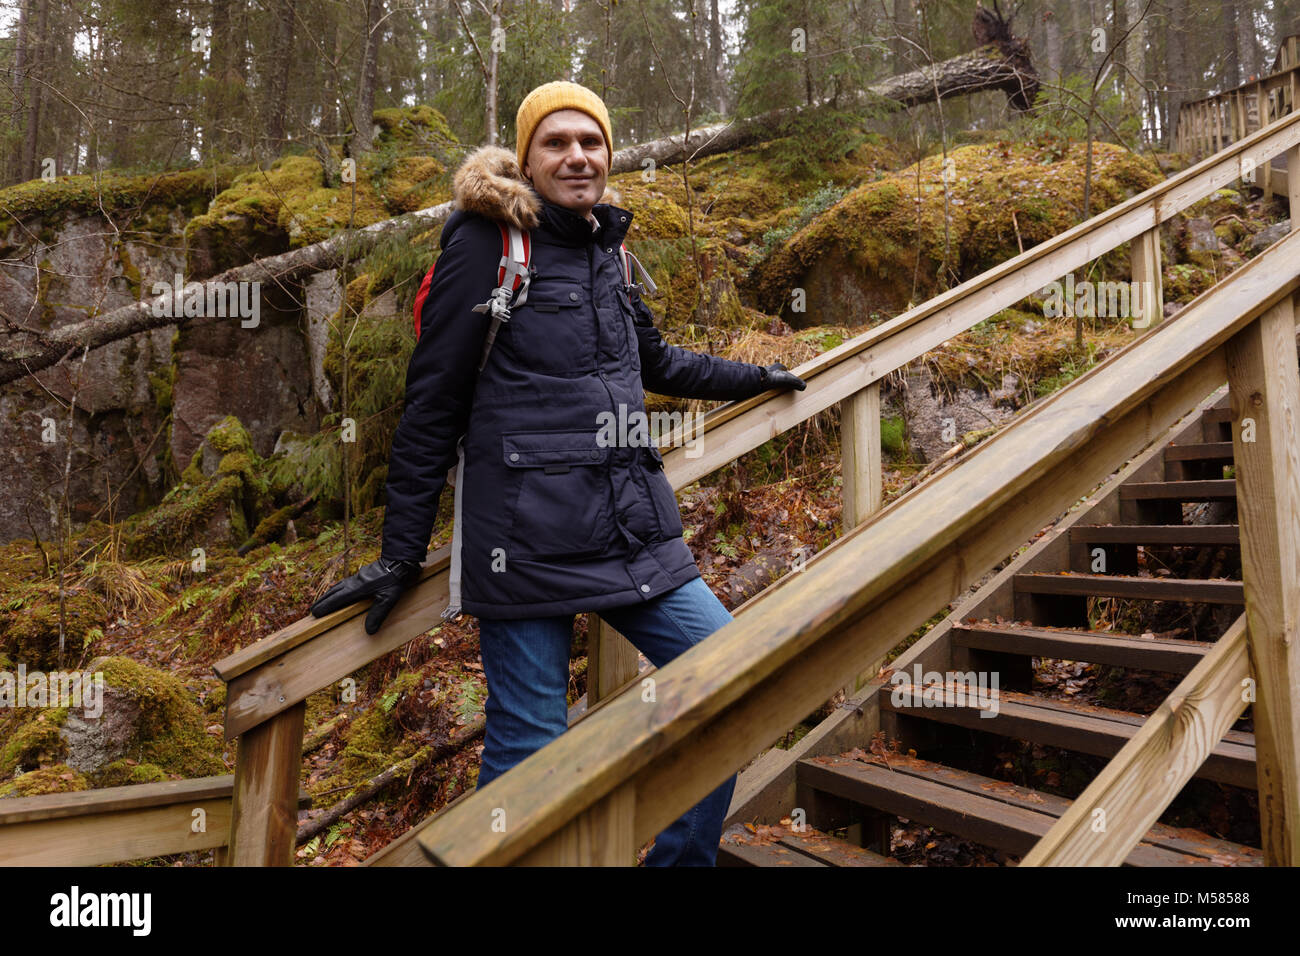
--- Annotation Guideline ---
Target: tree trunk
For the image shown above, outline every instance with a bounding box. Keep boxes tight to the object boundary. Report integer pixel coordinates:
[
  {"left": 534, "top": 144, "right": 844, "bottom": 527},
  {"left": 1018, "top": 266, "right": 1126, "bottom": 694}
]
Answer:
[
  {"left": 21, "top": 0, "right": 50, "bottom": 183},
  {"left": 10, "top": 0, "right": 31, "bottom": 182},
  {"left": 892, "top": 0, "right": 916, "bottom": 73},
  {"left": 1164, "top": 0, "right": 1191, "bottom": 148},
  {"left": 1222, "top": 0, "right": 1242, "bottom": 88},
  {"left": 353, "top": 0, "right": 382, "bottom": 152},
  {"left": 1124, "top": 0, "right": 1146, "bottom": 124},
  {"left": 709, "top": 0, "right": 724, "bottom": 113},
  {"left": 1043, "top": 7, "right": 1063, "bottom": 87},
  {"left": 265, "top": 0, "right": 296, "bottom": 157},
  {"left": 485, "top": 3, "right": 501, "bottom": 146},
  {"left": 321, "top": 7, "right": 343, "bottom": 140}
]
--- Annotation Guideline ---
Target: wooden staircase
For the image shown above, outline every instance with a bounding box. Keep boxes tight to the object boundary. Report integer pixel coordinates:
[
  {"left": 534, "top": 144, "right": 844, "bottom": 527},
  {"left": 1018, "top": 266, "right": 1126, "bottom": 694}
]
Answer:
[{"left": 720, "top": 388, "right": 1264, "bottom": 867}]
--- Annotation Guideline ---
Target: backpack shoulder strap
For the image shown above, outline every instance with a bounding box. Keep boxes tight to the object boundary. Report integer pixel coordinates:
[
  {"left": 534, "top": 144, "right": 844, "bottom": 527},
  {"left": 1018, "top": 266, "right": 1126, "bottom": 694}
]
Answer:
[
  {"left": 468, "top": 222, "right": 531, "bottom": 370},
  {"left": 619, "top": 243, "right": 658, "bottom": 298},
  {"left": 413, "top": 222, "right": 532, "bottom": 354}
]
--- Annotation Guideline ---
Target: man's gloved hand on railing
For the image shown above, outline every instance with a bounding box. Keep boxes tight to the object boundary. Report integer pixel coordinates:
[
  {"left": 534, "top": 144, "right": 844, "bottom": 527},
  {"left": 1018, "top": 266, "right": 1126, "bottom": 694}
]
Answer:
[
  {"left": 759, "top": 361, "right": 807, "bottom": 392},
  {"left": 309, "top": 555, "right": 423, "bottom": 635}
]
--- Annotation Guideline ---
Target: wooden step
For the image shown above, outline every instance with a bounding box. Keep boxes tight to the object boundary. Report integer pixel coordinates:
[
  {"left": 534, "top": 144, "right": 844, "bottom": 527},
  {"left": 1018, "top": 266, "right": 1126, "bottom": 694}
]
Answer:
[
  {"left": 1014, "top": 572, "right": 1244, "bottom": 603},
  {"left": 1202, "top": 407, "right": 1235, "bottom": 426},
  {"left": 797, "top": 753, "right": 1259, "bottom": 865},
  {"left": 717, "top": 823, "right": 902, "bottom": 867},
  {"left": 951, "top": 622, "right": 1211, "bottom": 673},
  {"left": 1119, "top": 479, "right": 1236, "bottom": 501},
  {"left": 796, "top": 753, "right": 1261, "bottom": 866},
  {"left": 880, "top": 685, "right": 1256, "bottom": 789},
  {"left": 1164, "top": 442, "right": 1234, "bottom": 463},
  {"left": 1069, "top": 524, "right": 1239, "bottom": 546}
]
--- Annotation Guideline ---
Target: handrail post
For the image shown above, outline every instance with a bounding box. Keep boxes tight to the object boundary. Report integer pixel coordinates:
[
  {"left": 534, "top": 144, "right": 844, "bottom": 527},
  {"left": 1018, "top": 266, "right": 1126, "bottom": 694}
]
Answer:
[
  {"left": 840, "top": 381, "right": 883, "bottom": 693},
  {"left": 1130, "top": 227, "right": 1164, "bottom": 331},
  {"left": 588, "top": 615, "right": 640, "bottom": 706},
  {"left": 227, "top": 702, "right": 306, "bottom": 865},
  {"left": 1224, "top": 291, "right": 1300, "bottom": 865},
  {"left": 1289, "top": 138, "right": 1300, "bottom": 223},
  {"left": 1262, "top": 82, "right": 1274, "bottom": 196},
  {"left": 840, "top": 381, "right": 883, "bottom": 528}
]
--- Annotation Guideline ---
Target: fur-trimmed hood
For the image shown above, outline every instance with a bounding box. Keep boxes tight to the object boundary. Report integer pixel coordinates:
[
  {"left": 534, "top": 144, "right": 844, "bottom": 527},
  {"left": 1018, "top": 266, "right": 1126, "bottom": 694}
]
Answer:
[{"left": 451, "top": 144, "right": 620, "bottom": 231}]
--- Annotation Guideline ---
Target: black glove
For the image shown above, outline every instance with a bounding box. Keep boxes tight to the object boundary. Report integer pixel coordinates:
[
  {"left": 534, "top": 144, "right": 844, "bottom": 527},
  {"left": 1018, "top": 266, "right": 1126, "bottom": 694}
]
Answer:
[
  {"left": 310, "top": 556, "right": 423, "bottom": 634},
  {"left": 759, "top": 362, "right": 806, "bottom": 392}
]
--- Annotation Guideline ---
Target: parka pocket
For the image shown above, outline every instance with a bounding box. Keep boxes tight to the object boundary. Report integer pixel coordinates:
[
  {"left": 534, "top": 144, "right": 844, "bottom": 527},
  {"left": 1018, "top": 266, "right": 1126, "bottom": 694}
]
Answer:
[
  {"left": 507, "top": 280, "right": 595, "bottom": 374},
  {"left": 502, "top": 430, "right": 614, "bottom": 558},
  {"left": 640, "top": 444, "right": 683, "bottom": 540}
]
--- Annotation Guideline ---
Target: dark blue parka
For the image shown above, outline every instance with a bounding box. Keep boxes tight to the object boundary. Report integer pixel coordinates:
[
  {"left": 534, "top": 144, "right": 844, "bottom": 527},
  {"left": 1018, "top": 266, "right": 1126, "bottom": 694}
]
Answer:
[{"left": 380, "top": 145, "right": 769, "bottom": 619}]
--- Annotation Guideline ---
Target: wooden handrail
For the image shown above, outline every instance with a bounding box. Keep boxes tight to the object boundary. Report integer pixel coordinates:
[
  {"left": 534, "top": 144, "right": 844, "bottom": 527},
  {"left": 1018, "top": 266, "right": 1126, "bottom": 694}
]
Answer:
[
  {"left": 0, "top": 776, "right": 312, "bottom": 866},
  {"left": 405, "top": 229, "right": 1300, "bottom": 865}
]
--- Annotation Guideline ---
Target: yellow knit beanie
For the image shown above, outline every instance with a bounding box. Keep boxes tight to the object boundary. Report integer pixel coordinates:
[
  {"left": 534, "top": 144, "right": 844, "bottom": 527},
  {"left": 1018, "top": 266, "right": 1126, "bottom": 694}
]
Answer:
[{"left": 515, "top": 81, "right": 613, "bottom": 172}]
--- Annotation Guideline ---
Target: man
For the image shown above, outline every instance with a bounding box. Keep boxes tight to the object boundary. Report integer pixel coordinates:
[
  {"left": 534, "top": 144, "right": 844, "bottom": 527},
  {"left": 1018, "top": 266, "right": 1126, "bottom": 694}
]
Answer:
[{"left": 311, "top": 81, "right": 805, "bottom": 865}]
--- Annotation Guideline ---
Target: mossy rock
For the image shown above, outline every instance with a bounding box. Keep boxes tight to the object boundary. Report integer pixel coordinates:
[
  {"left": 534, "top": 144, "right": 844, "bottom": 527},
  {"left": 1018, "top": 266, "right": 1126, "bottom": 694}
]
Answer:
[
  {"left": 372, "top": 105, "right": 461, "bottom": 163},
  {"left": 0, "top": 714, "right": 68, "bottom": 776},
  {"left": 126, "top": 415, "right": 280, "bottom": 557},
  {"left": 52, "top": 656, "right": 227, "bottom": 780},
  {"left": 0, "top": 164, "right": 244, "bottom": 236},
  {"left": 754, "top": 140, "right": 1162, "bottom": 326},
  {"left": 0, "top": 764, "right": 91, "bottom": 797},
  {"left": 184, "top": 155, "right": 391, "bottom": 275},
  {"left": 0, "top": 580, "right": 106, "bottom": 672}
]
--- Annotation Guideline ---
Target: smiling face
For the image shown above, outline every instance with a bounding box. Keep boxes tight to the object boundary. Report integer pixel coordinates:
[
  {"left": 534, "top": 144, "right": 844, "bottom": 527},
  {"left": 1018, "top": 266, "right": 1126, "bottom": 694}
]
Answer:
[{"left": 522, "top": 109, "right": 609, "bottom": 219}]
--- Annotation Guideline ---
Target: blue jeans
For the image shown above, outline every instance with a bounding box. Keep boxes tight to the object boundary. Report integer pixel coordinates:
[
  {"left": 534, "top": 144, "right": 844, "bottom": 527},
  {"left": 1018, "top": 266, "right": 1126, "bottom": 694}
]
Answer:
[{"left": 476, "top": 576, "right": 737, "bottom": 866}]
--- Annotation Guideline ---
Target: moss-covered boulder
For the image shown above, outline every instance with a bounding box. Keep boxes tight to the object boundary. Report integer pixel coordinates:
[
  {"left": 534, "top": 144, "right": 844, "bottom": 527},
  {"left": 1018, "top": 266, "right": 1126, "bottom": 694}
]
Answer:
[
  {"left": 0, "top": 711, "right": 68, "bottom": 776},
  {"left": 126, "top": 415, "right": 280, "bottom": 557},
  {"left": 0, "top": 579, "right": 106, "bottom": 672},
  {"left": 754, "top": 140, "right": 1163, "bottom": 327},
  {"left": 48, "top": 656, "right": 226, "bottom": 781},
  {"left": 185, "top": 106, "right": 458, "bottom": 276}
]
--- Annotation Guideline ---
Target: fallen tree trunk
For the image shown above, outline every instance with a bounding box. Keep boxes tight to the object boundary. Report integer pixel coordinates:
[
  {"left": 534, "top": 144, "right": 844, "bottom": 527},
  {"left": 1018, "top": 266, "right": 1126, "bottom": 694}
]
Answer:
[
  {"left": 296, "top": 719, "right": 485, "bottom": 847},
  {"left": 0, "top": 11, "right": 1035, "bottom": 387}
]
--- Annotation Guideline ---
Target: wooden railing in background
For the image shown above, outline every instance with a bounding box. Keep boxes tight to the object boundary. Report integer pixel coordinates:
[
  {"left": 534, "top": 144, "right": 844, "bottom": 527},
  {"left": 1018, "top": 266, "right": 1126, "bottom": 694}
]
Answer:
[{"left": 1175, "top": 35, "right": 1300, "bottom": 201}]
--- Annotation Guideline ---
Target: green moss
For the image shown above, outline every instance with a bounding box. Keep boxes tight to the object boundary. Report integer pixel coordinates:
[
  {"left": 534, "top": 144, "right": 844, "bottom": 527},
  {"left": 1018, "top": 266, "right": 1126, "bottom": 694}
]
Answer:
[
  {"left": 0, "top": 716, "right": 67, "bottom": 775},
  {"left": 337, "top": 670, "right": 423, "bottom": 783},
  {"left": 0, "top": 764, "right": 90, "bottom": 797},
  {"left": 880, "top": 415, "right": 906, "bottom": 456},
  {"left": 0, "top": 164, "right": 244, "bottom": 230},
  {"left": 95, "top": 759, "right": 169, "bottom": 787},
  {"left": 180, "top": 447, "right": 205, "bottom": 486},
  {"left": 205, "top": 415, "right": 254, "bottom": 456},
  {"left": 216, "top": 451, "right": 254, "bottom": 476},
  {"left": 755, "top": 140, "right": 1162, "bottom": 320},
  {"left": 127, "top": 416, "right": 279, "bottom": 557},
  {"left": 93, "top": 656, "right": 226, "bottom": 778},
  {"left": 0, "top": 582, "right": 107, "bottom": 671}
]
